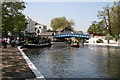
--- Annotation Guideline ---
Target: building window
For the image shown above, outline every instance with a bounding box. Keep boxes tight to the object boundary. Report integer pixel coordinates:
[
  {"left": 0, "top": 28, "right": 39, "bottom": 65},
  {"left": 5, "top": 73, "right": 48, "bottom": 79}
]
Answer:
[
  {"left": 43, "top": 26, "right": 47, "bottom": 29},
  {"left": 35, "top": 28, "right": 37, "bottom": 31},
  {"left": 39, "top": 27, "right": 41, "bottom": 28},
  {"left": 37, "top": 30, "right": 40, "bottom": 33}
]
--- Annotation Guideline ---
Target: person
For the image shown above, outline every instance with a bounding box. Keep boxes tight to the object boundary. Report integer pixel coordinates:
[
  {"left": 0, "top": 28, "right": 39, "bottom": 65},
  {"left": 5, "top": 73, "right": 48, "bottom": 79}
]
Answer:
[
  {"left": 48, "top": 38, "right": 51, "bottom": 44},
  {"left": 7, "top": 37, "right": 11, "bottom": 47},
  {"left": 11, "top": 39, "right": 16, "bottom": 47},
  {"left": 15, "top": 37, "right": 19, "bottom": 46},
  {"left": 1, "top": 37, "right": 7, "bottom": 48}
]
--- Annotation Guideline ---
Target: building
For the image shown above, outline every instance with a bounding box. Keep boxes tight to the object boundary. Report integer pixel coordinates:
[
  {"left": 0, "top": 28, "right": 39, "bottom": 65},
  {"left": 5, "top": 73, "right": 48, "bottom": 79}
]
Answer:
[
  {"left": 25, "top": 16, "right": 36, "bottom": 34},
  {"left": 25, "top": 16, "right": 47, "bottom": 36},
  {"left": 35, "top": 23, "right": 47, "bottom": 36},
  {"left": 56, "top": 28, "right": 74, "bottom": 35}
]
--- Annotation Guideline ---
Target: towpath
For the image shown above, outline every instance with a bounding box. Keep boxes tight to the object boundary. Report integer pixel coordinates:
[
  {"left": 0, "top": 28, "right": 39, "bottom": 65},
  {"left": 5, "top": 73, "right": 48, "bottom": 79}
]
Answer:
[{"left": 1, "top": 47, "right": 36, "bottom": 80}]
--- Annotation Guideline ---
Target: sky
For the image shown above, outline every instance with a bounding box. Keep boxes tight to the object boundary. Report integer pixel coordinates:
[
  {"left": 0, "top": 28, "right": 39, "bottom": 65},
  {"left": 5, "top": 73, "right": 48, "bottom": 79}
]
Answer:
[{"left": 23, "top": 2, "right": 114, "bottom": 32}]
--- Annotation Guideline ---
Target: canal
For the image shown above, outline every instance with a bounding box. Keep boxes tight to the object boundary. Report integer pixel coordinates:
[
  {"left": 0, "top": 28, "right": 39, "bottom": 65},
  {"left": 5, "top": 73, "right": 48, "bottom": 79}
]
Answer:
[{"left": 24, "top": 42, "right": 120, "bottom": 78}]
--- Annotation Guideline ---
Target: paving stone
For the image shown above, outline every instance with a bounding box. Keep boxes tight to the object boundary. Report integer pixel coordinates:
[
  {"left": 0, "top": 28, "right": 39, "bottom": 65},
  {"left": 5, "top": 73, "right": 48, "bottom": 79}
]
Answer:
[{"left": 2, "top": 47, "right": 36, "bottom": 79}]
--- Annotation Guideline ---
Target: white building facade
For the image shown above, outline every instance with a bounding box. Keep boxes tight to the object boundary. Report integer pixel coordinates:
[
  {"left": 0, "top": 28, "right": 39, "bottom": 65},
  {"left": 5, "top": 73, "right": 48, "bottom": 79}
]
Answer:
[
  {"left": 35, "top": 23, "right": 47, "bottom": 36},
  {"left": 25, "top": 16, "right": 47, "bottom": 36}
]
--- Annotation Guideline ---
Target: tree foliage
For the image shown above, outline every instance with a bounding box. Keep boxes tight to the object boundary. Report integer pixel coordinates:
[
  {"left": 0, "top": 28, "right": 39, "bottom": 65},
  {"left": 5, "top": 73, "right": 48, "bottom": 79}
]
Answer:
[
  {"left": 2, "top": 2, "right": 27, "bottom": 36},
  {"left": 110, "top": 2, "right": 120, "bottom": 39},
  {"left": 50, "top": 16, "right": 75, "bottom": 31},
  {"left": 97, "top": 5, "right": 112, "bottom": 35},
  {"left": 87, "top": 20, "right": 106, "bottom": 35},
  {"left": 87, "top": 2, "right": 120, "bottom": 40}
]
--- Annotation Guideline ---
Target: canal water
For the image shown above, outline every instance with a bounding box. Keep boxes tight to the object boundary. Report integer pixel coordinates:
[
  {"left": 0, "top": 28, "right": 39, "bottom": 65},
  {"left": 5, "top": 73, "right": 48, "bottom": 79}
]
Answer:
[{"left": 24, "top": 42, "right": 120, "bottom": 78}]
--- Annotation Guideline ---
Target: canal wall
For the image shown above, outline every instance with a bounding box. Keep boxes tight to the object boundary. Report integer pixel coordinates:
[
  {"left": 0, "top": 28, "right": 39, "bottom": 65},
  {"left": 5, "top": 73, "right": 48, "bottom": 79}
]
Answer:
[
  {"left": 18, "top": 47, "right": 45, "bottom": 80},
  {"left": 84, "top": 43, "right": 120, "bottom": 47}
]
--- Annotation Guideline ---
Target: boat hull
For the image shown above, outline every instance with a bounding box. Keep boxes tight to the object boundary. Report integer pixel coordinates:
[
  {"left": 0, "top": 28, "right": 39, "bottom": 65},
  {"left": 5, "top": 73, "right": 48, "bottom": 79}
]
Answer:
[
  {"left": 70, "top": 42, "right": 79, "bottom": 48},
  {"left": 71, "top": 45, "right": 79, "bottom": 48}
]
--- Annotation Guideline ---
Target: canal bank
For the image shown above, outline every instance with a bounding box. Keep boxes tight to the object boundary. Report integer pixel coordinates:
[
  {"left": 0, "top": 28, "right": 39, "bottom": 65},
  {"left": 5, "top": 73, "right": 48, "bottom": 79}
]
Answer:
[
  {"left": 18, "top": 47, "right": 45, "bottom": 79},
  {"left": 84, "top": 43, "right": 120, "bottom": 47},
  {"left": 2, "top": 47, "right": 45, "bottom": 80}
]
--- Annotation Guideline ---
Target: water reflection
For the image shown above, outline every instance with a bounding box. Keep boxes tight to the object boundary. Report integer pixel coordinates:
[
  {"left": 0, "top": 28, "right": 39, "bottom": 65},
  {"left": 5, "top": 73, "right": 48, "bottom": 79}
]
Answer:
[
  {"left": 24, "top": 43, "right": 120, "bottom": 78},
  {"left": 87, "top": 45, "right": 120, "bottom": 78},
  {"left": 106, "top": 46, "right": 120, "bottom": 78}
]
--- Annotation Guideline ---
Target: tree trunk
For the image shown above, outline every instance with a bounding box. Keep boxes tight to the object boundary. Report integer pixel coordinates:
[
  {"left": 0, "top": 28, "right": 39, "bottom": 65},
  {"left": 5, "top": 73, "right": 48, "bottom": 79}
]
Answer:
[{"left": 107, "top": 9, "right": 112, "bottom": 35}]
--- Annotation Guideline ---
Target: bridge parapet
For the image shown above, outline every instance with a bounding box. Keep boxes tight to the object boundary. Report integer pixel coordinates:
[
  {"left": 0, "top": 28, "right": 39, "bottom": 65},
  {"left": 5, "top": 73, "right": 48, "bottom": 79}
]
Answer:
[{"left": 54, "top": 34, "right": 90, "bottom": 38}]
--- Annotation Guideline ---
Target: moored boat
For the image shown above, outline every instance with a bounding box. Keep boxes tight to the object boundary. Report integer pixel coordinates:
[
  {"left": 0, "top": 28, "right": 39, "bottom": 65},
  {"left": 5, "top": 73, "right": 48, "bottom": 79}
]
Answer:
[{"left": 71, "top": 42, "right": 79, "bottom": 47}]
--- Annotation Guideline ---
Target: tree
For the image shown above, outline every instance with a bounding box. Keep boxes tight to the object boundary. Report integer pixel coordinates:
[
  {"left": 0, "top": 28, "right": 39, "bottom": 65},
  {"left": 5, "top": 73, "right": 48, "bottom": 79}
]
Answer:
[
  {"left": 87, "top": 20, "right": 106, "bottom": 35},
  {"left": 87, "top": 21, "right": 96, "bottom": 34},
  {"left": 50, "top": 16, "right": 75, "bottom": 31},
  {"left": 97, "top": 2, "right": 120, "bottom": 40},
  {"left": 110, "top": 2, "right": 120, "bottom": 40},
  {"left": 88, "top": 1, "right": 120, "bottom": 42},
  {"left": 2, "top": 2, "right": 27, "bottom": 37},
  {"left": 97, "top": 5, "right": 112, "bottom": 35}
]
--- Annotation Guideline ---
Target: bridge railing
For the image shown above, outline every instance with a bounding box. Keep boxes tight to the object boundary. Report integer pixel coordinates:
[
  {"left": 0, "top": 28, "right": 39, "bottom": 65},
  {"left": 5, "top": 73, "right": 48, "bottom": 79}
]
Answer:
[{"left": 54, "top": 34, "right": 90, "bottom": 38}]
